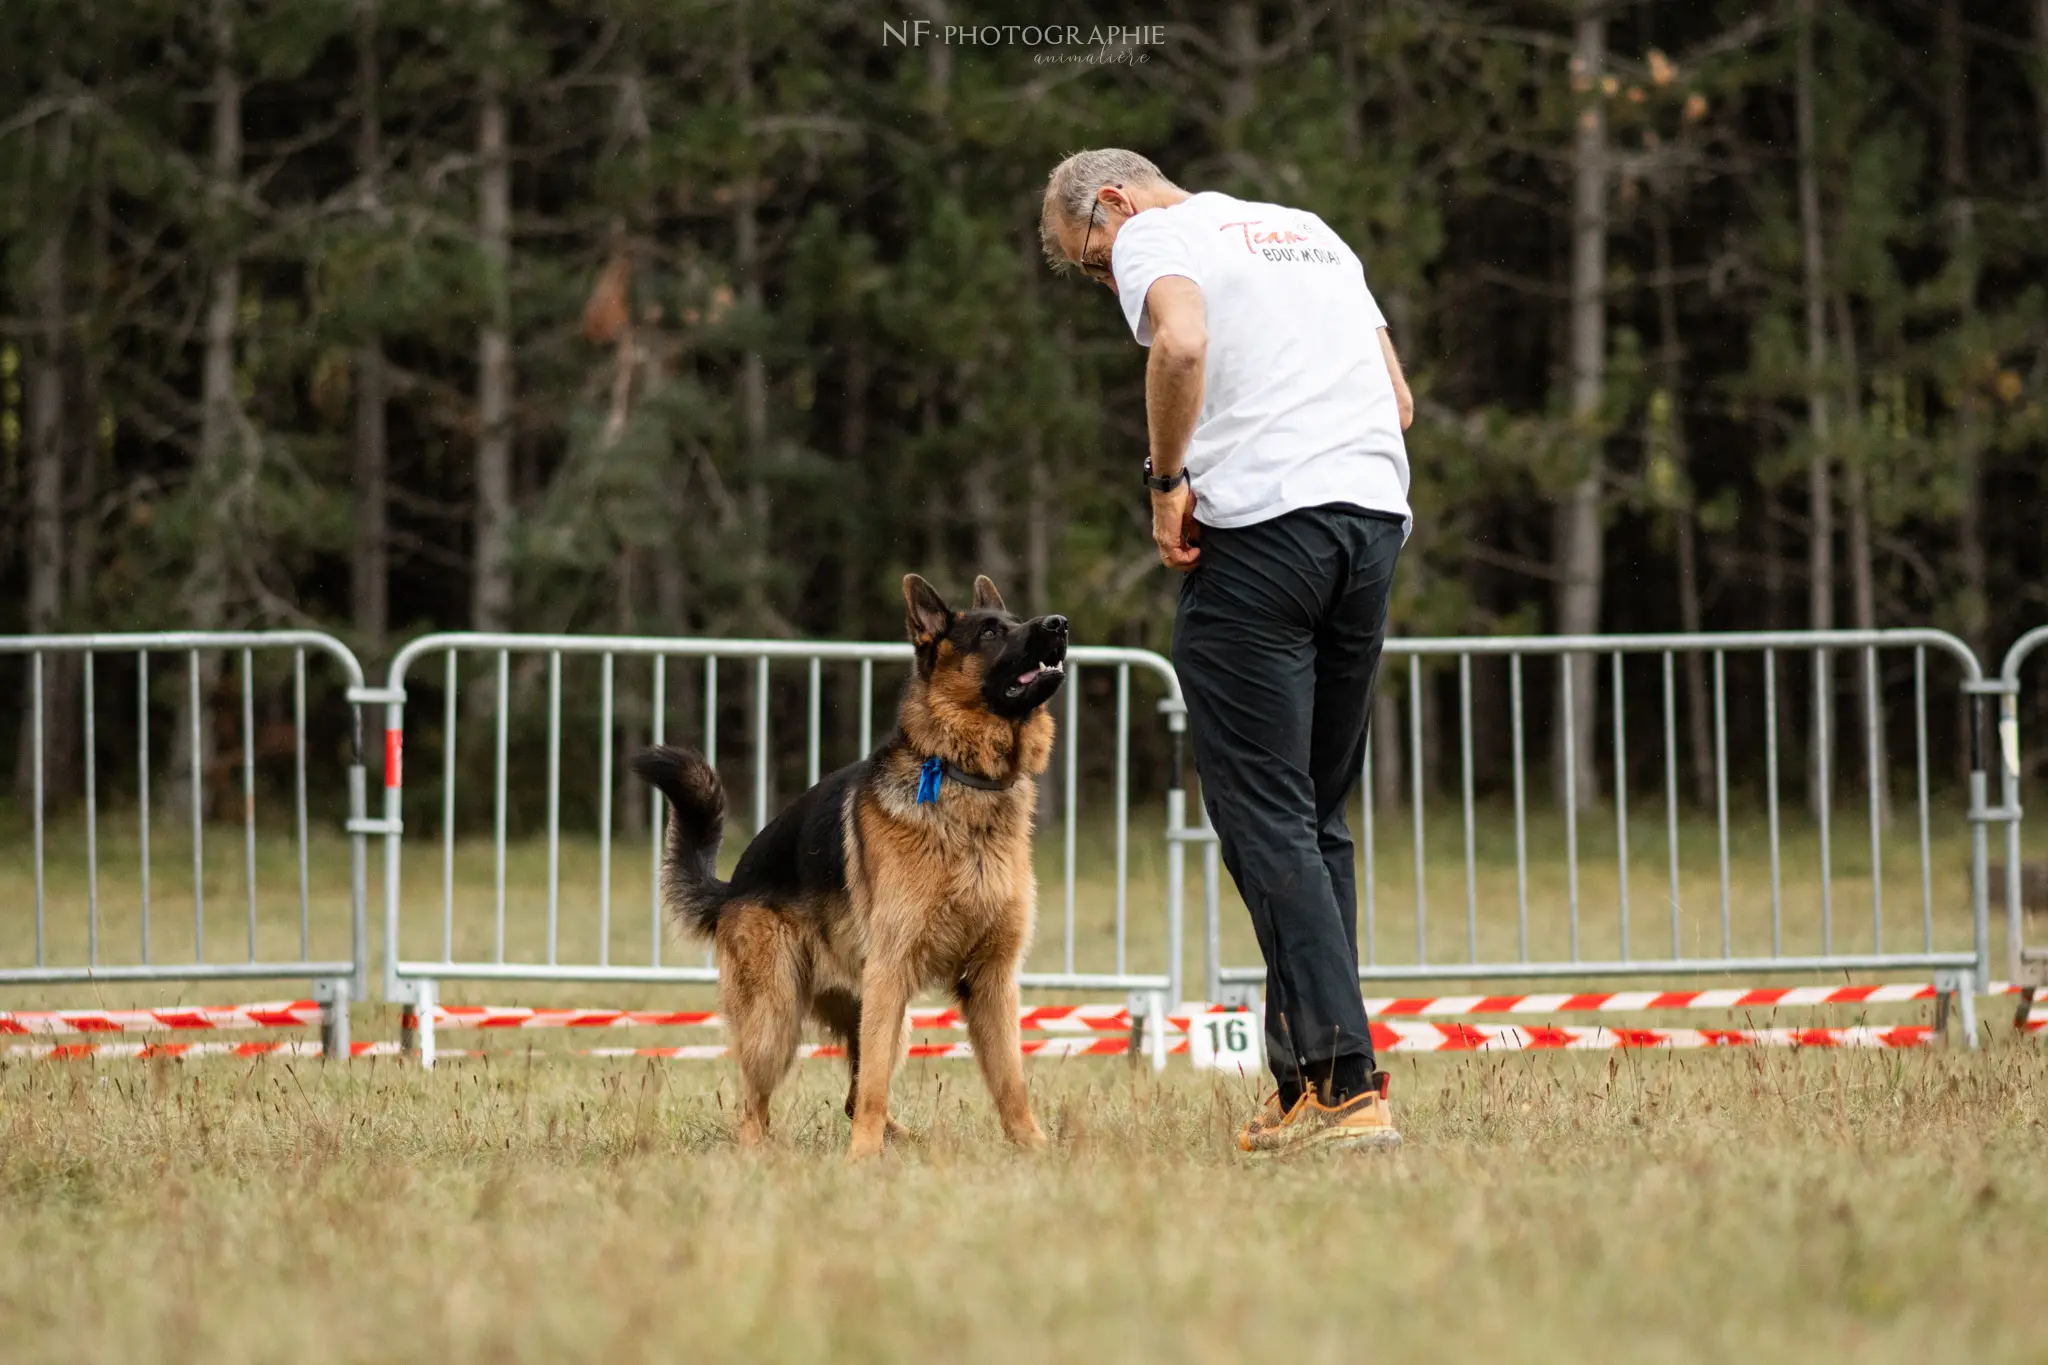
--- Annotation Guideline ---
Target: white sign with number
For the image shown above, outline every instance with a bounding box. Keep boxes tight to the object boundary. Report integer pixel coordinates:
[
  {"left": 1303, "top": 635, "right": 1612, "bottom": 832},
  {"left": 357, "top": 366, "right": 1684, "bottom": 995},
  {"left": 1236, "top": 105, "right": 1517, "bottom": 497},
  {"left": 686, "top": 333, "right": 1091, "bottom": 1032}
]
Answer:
[{"left": 1188, "top": 1009, "right": 1263, "bottom": 1075}]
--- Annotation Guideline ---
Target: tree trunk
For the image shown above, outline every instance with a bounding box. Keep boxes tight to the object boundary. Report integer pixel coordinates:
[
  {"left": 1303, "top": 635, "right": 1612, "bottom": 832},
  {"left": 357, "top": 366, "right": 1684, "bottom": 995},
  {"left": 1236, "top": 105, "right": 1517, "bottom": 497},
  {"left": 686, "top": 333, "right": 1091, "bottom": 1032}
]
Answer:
[
  {"left": 1026, "top": 448, "right": 1051, "bottom": 618},
  {"left": 1673, "top": 516, "right": 1713, "bottom": 807},
  {"left": 1653, "top": 203, "right": 1713, "bottom": 809},
  {"left": 1941, "top": 0, "right": 1988, "bottom": 666},
  {"left": 730, "top": 9, "right": 774, "bottom": 807},
  {"left": 1553, "top": 0, "right": 1607, "bottom": 810},
  {"left": 655, "top": 498, "right": 688, "bottom": 631},
  {"left": 15, "top": 185, "right": 68, "bottom": 804},
  {"left": 2036, "top": 0, "right": 2048, "bottom": 194},
  {"left": 1834, "top": 291, "right": 1889, "bottom": 828},
  {"left": 48, "top": 160, "right": 109, "bottom": 805},
  {"left": 1220, "top": 3, "right": 1259, "bottom": 165},
  {"left": 1373, "top": 672, "right": 1403, "bottom": 816},
  {"left": 354, "top": 347, "right": 389, "bottom": 645},
  {"left": 1026, "top": 439, "right": 1056, "bottom": 825},
  {"left": 173, "top": 3, "right": 242, "bottom": 816},
  {"left": 1795, "top": 0, "right": 1834, "bottom": 818},
  {"left": 25, "top": 236, "right": 65, "bottom": 643},
  {"left": 839, "top": 341, "right": 870, "bottom": 622},
  {"left": 471, "top": 7, "right": 513, "bottom": 637},
  {"left": 1763, "top": 478, "right": 1784, "bottom": 629},
  {"left": 353, "top": 0, "right": 389, "bottom": 655},
  {"left": 731, "top": 6, "right": 772, "bottom": 622},
  {"left": 617, "top": 547, "right": 646, "bottom": 834},
  {"left": 918, "top": 383, "right": 950, "bottom": 589},
  {"left": 192, "top": 12, "right": 240, "bottom": 635},
  {"left": 65, "top": 172, "right": 106, "bottom": 620},
  {"left": 1418, "top": 661, "right": 1442, "bottom": 799},
  {"left": 966, "top": 458, "right": 1016, "bottom": 591}
]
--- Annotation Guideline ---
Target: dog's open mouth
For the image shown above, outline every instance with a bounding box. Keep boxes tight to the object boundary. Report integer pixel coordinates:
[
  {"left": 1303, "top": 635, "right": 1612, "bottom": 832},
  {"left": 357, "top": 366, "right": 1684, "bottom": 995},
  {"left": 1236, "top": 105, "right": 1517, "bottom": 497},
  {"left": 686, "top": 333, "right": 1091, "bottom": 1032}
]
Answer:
[{"left": 1007, "top": 650, "right": 1067, "bottom": 697}]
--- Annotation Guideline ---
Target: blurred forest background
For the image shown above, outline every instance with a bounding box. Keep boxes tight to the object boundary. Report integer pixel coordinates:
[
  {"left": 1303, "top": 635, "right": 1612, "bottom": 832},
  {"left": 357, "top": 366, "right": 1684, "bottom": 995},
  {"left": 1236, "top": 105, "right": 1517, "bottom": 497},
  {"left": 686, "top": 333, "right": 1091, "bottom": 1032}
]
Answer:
[{"left": 3, "top": 0, "right": 2047, "bottom": 819}]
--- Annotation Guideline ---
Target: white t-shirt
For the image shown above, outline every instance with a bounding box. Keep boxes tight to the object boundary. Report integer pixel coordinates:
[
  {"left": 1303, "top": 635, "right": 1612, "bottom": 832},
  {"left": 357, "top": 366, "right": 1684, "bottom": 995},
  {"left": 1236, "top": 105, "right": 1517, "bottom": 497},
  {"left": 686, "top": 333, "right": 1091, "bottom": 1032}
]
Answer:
[{"left": 1111, "top": 191, "right": 1411, "bottom": 532}]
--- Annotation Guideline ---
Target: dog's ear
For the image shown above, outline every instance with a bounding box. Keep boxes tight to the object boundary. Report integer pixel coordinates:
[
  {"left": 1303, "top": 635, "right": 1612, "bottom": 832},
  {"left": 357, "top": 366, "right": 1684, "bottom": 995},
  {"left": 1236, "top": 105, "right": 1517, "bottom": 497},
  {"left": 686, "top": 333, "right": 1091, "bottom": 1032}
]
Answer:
[
  {"left": 902, "top": 574, "right": 952, "bottom": 646},
  {"left": 971, "top": 576, "right": 1006, "bottom": 612}
]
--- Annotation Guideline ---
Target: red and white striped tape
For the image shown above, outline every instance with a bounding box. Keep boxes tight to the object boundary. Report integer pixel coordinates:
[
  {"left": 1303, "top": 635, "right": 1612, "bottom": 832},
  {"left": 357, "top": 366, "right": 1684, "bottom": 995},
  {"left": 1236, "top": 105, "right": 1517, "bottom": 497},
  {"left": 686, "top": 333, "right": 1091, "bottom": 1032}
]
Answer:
[
  {"left": 579, "top": 1037, "right": 1145, "bottom": 1061},
  {"left": 425, "top": 1006, "right": 723, "bottom": 1030},
  {"left": 1365, "top": 1021, "right": 1945, "bottom": 1050},
  {"left": 0, "top": 1001, "right": 324, "bottom": 1036},
  {"left": 1358, "top": 983, "right": 1955, "bottom": 1017},
  {"left": 4, "top": 1040, "right": 394, "bottom": 1059},
  {"left": 421, "top": 985, "right": 2015, "bottom": 1034},
  {"left": 12, "top": 1018, "right": 2044, "bottom": 1062},
  {"left": 5, "top": 985, "right": 2032, "bottom": 1040},
  {"left": 420, "top": 1003, "right": 1144, "bottom": 1032}
]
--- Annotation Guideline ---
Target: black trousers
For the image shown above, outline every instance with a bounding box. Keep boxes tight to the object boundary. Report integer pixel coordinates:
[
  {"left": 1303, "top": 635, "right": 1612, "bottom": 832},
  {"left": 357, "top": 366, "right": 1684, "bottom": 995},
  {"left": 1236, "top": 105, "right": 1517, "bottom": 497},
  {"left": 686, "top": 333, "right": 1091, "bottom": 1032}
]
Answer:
[{"left": 1173, "top": 503, "right": 1403, "bottom": 1093}]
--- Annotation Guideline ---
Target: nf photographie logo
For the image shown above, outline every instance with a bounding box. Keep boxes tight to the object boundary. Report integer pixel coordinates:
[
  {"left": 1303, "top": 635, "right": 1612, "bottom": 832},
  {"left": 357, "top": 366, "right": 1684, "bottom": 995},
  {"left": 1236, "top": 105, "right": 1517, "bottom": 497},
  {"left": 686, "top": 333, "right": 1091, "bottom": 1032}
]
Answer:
[{"left": 881, "top": 21, "right": 1165, "bottom": 59}]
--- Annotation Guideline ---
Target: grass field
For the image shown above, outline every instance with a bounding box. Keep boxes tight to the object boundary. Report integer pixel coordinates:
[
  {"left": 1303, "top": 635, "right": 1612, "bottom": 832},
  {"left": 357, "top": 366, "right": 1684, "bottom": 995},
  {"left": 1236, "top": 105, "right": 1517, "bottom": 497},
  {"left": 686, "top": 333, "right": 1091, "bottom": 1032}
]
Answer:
[
  {"left": 4, "top": 1045, "right": 2048, "bottom": 1362},
  {"left": 4, "top": 803, "right": 2048, "bottom": 1360}
]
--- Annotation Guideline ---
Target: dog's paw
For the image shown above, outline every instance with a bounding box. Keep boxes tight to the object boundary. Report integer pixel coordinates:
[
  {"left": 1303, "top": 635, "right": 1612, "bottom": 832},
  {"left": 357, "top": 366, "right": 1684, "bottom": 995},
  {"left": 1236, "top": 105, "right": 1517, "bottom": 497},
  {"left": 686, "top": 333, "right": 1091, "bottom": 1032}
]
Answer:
[{"left": 1010, "top": 1118, "right": 1050, "bottom": 1152}]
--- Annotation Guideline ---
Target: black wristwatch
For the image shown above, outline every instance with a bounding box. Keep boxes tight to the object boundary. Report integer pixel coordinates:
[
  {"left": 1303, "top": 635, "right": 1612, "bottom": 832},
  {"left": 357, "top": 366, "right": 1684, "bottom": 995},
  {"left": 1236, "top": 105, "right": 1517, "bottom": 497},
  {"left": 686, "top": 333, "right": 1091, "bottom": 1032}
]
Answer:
[{"left": 1144, "top": 458, "right": 1189, "bottom": 493}]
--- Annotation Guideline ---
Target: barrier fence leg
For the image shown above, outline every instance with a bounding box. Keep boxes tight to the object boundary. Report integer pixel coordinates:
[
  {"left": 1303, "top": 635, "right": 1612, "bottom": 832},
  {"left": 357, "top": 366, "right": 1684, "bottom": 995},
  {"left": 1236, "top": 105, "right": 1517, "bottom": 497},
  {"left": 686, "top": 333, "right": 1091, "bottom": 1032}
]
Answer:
[
  {"left": 1165, "top": 787, "right": 1186, "bottom": 1017},
  {"left": 1219, "top": 982, "right": 1261, "bottom": 1016},
  {"left": 347, "top": 759, "right": 370, "bottom": 1003},
  {"left": 1966, "top": 684, "right": 1997, "bottom": 1010},
  {"left": 1148, "top": 990, "right": 1169, "bottom": 1072},
  {"left": 1161, "top": 697, "right": 1190, "bottom": 1016},
  {"left": 401, "top": 978, "right": 437, "bottom": 1070},
  {"left": 1935, "top": 969, "right": 1979, "bottom": 1049},
  {"left": 316, "top": 977, "right": 351, "bottom": 1058},
  {"left": 1126, "top": 990, "right": 1169, "bottom": 1071}
]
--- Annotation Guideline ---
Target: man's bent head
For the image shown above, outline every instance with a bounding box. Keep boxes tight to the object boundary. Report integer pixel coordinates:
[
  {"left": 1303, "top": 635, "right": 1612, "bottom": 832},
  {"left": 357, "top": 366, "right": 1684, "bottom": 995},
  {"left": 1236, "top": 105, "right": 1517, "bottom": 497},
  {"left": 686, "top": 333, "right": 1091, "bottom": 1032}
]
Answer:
[{"left": 1039, "top": 148, "right": 1183, "bottom": 289}]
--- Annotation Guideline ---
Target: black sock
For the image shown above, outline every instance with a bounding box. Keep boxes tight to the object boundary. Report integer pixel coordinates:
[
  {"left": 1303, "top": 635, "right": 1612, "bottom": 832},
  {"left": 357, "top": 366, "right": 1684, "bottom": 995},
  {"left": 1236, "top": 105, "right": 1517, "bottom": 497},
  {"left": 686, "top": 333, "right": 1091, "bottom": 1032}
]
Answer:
[
  {"left": 1277, "top": 1076, "right": 1305, "bottom": 1111},
  {"left": 1322, "top": 1054, "right": 1372, "bottom": 1105}
]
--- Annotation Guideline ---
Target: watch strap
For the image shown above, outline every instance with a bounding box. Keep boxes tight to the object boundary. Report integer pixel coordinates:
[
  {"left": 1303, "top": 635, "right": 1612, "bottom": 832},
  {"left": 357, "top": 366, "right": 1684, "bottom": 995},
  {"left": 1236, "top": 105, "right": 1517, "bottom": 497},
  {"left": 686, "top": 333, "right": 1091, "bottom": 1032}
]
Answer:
[{"left": 1144, "top": 460, "right": 1189, "bottom": 493}]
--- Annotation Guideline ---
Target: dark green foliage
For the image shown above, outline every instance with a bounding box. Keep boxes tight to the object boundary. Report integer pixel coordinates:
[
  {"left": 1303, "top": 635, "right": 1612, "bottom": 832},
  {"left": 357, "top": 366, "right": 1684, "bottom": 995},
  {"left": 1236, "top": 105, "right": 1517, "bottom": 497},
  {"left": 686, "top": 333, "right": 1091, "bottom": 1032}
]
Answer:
[{"left": 2, "top": 0, "right": 2046, "bottom": 808}]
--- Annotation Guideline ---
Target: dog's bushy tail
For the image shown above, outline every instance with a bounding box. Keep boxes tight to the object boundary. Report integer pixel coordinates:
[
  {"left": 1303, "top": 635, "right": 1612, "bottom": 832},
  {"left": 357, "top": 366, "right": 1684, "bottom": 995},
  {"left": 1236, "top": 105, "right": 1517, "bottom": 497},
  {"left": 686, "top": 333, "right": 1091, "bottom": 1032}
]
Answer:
[{"left": 628, "top": 745, "right": 730, "bottom": 936}]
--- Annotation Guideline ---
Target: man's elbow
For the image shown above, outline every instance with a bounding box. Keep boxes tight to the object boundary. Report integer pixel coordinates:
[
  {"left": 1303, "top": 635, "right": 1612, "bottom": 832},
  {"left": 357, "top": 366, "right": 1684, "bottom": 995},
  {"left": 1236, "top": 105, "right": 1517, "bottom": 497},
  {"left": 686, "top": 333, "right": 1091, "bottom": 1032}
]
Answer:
[
  {"left": 1397, "top": 390, "right": 1415, "bottom": 431},
  {"left": 1152, "top": 322, "right": 1207, "bottom": 371}
]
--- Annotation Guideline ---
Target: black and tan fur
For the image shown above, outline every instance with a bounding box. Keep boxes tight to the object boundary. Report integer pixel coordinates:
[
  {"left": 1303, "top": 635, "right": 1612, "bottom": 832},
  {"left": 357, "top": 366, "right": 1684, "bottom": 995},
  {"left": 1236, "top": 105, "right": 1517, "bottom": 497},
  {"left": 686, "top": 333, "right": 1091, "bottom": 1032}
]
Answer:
[{"left": 630, "top": 575, "right": 1067, "bottom": 1161}]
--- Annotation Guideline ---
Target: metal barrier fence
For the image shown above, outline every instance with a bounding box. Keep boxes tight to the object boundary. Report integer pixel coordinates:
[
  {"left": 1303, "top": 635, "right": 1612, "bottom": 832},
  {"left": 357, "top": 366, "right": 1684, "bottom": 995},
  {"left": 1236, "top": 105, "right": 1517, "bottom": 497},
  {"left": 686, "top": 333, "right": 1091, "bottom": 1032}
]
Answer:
[
  {"left": 372, "top": 634, "right": 1193, "bottom": 1050},
  {"left": 1204, "top": 630, "right": 1998, "bottom": 1036},
  {"left": 1996, "top": 627, "right": 2048, "bottom": 997},
  {"left": 8, "top": 623, "right": 2035, "bottom": 1059},
  {"left": 0, "top": 632, "right": 373, "bottom": 1050}
]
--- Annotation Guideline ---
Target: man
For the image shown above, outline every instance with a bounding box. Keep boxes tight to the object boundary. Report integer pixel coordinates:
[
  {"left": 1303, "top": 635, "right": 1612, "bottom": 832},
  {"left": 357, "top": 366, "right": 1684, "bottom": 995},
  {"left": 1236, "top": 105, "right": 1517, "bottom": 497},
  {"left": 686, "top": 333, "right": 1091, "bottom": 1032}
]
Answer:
[{"left": 1041, "top": 149, "right": 1413, "bottom": 1155}]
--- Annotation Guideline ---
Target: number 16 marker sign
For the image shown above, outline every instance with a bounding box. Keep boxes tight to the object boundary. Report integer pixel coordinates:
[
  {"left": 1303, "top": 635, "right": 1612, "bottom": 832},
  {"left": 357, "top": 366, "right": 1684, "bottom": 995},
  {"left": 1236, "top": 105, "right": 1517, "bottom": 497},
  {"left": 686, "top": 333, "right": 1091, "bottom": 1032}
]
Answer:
[{"left": 1188, "top": 1009, "right": 1263, "bottom": 1076}]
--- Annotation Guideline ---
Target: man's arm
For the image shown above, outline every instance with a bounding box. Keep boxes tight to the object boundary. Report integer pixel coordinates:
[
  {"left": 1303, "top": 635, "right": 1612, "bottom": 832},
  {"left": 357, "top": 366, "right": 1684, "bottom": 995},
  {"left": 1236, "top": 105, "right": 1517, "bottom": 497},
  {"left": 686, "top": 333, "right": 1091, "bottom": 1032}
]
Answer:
[
  {"left": 1142, "top": 276, "right": 1206, "bottom": 571},
  {"left": 1144, "top": 277, "right": 1207, "bottom": 475},
  {"left": 1379, "top": 327, "right": 1414, "bottom": 431}
]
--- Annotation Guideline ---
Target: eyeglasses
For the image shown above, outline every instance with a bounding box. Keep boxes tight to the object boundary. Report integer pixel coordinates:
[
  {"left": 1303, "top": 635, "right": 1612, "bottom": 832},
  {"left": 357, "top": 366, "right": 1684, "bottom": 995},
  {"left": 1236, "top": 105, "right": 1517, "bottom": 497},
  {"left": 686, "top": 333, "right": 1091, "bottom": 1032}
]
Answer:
[{"left": 1076, "top": 183, "right": 1121, "bottom": 284}]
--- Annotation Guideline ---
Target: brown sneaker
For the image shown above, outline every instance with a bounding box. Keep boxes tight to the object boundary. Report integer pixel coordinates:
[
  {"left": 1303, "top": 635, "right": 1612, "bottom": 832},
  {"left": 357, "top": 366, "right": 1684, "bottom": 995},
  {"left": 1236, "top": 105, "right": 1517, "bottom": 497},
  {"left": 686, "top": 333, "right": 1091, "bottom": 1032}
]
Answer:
[
  {"left": 1235, "top": 1090, "right": 1308, "bottom": 1151},
  {"left": 1239, "top": 1072, "right": 1401, "bottom": 1157}
]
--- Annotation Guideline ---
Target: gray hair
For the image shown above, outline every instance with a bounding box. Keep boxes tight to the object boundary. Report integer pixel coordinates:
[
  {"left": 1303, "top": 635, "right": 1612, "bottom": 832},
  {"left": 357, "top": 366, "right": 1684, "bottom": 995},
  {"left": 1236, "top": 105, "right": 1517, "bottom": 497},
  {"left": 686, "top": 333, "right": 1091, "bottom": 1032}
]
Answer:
[{"left": 1039, "top": 148, "right": 1175, "bottom": 272}]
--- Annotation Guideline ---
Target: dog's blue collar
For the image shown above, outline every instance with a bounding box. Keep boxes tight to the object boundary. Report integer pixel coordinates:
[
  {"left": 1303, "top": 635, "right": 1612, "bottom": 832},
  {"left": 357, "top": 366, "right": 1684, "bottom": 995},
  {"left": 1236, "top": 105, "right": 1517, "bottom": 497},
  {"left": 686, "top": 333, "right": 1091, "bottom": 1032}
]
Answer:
[{"left": 915, "top": 755, "right": 1013, "bottom": 804}]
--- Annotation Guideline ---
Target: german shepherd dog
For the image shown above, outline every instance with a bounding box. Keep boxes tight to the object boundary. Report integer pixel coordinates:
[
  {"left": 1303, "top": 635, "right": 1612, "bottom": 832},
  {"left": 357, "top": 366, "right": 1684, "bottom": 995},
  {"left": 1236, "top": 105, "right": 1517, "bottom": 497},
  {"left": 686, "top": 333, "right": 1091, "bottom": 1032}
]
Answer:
[{"left": 630, "top": 575, "right": 1068, "bottom": 1160}]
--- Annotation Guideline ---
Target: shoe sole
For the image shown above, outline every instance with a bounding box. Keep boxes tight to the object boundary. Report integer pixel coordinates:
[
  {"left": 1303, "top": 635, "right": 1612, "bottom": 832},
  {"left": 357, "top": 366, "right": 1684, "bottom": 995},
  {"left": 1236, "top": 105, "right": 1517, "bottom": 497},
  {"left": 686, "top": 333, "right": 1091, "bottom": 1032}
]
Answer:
[
  {"left": 1315, "top": 1126, "right": 1403, "bottom": 1153},
  {"left": 1238, "top": 1127, "right": 1403, "bottom": 1159}
]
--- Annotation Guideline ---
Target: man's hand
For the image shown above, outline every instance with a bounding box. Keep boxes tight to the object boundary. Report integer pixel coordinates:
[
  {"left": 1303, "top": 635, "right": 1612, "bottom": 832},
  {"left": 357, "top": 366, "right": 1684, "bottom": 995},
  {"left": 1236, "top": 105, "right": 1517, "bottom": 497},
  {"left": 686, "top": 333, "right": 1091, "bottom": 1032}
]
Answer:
[{"left": 1151, "top": 481, "right": 1200, "bottom": 571}]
